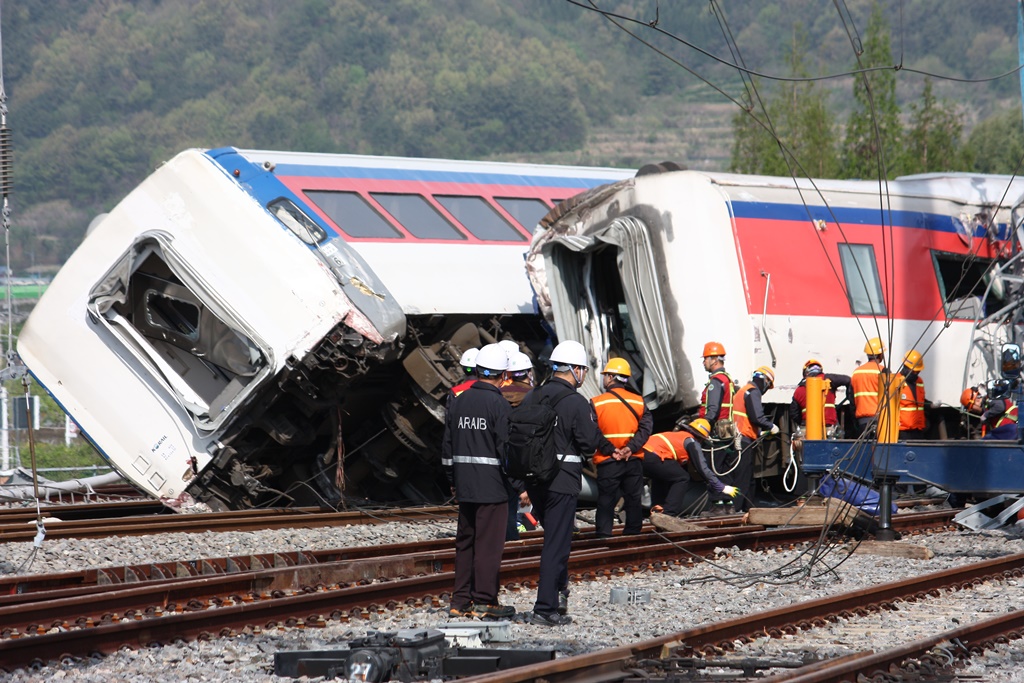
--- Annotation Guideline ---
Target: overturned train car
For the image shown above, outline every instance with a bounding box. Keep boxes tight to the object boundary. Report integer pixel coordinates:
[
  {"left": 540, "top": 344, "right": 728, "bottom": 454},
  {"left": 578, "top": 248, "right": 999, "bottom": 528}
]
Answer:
[
  {"left": 528, "top": 167, "right": 1024, "bottom": 481},
  {"left": 18, "top": 148, "right": 632, "bottom": 510}
]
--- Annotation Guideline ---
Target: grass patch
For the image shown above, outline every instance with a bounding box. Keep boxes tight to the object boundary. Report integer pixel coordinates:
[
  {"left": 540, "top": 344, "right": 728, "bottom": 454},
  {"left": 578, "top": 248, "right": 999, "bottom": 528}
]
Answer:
[{"left": 14, "top": 441, "right": 110, "bottom": 481}]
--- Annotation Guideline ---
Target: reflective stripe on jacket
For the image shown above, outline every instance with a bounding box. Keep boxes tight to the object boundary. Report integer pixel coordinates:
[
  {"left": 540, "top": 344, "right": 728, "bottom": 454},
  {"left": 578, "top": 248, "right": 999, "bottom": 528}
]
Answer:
[
  {"left": 643, "top": 431, "right": 690, "bottom": 463},
  {"left": 592, "top": 387, "right": 645, "bottom": 464},
  {"left": 733, "top": 382, "right": 758, "bottom": 439},
  {"left": 898, "top": 377, "right": 926, "bottom": 431},
  {"left": 852, "top": 361, "right": 883, "bottom": 418},
  {"left": 699, "top": 371, "right": 734, "bottom": 422}
]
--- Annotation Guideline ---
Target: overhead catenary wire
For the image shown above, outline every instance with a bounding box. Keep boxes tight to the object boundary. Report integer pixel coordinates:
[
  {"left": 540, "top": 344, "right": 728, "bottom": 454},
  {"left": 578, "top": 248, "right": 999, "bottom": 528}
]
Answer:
[{"left": 566, "top": 0, "right": 1024, "bottom": 85}]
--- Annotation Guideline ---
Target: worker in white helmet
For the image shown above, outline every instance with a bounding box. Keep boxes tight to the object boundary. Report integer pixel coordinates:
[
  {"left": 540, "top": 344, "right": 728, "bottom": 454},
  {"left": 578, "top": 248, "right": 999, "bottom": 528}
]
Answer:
[{"left": 519, "top": 340, "right": 615, "bottom": 627}]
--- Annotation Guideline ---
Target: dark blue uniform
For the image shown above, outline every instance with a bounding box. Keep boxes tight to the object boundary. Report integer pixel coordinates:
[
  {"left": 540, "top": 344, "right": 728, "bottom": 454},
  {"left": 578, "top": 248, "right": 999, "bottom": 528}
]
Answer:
[
  {"left": 520, "top": 377, "right": 614, "bottom": 617},
  {"left": 442, "top": 381, "right": 512, "bottom": 611}
]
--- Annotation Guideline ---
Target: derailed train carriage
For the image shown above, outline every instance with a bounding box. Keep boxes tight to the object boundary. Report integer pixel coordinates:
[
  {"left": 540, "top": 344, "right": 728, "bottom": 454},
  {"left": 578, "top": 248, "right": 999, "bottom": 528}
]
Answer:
[
  {"left": 16, "top": 148, "right": 631, "bottom": 510},
  {"left": 17, "top": 146, "right": 1024, "bottom": 510},
  {"left": 527, "top": 165, "right": 1024, "bottom": 484}
]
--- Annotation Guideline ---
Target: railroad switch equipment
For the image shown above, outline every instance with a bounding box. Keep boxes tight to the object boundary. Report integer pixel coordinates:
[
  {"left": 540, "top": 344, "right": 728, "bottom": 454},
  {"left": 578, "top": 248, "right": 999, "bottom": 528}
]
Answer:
[{"left": 274, "top": 628, "right": 556, "bottom": 681}]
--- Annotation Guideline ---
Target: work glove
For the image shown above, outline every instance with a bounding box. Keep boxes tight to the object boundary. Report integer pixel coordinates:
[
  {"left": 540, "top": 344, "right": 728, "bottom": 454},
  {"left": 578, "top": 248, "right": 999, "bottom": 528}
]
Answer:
[
  {"left": 722, "top": 485, "right": 740, "bottom": 498},
  {"left": 768, "top": 424, "right": 780, "bottom": 436}
]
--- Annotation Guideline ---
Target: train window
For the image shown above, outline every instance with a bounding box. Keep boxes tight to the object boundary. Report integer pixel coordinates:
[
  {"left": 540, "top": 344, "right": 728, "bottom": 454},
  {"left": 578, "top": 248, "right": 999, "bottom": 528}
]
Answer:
[
  {"left": 838, "top": 244, "right": 886, "bottom": 315},
  {"left": 435, "top": 195, "right": 525, "bottom": 241},
  {"left": 304, "top": 190, "right": 403, "bottom": 239},
  {"left": 268, "top": 198, "right": 326, "bottom": 244},
  {"left": 494, "top": 197, "right": 552, "bottom": 235},
  {"left": 370, "top": 193, "right": 466, "bottom": 240},
  {"left": 931, "top": 251, "right": 1006, "bottom": 319}
]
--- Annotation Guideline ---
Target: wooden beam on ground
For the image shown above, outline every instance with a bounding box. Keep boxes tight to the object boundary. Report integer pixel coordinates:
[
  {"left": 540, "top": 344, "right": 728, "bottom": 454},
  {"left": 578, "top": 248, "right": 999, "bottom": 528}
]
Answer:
[
  {"left": 649, "top": 511, "right": 702, "bottom": 532},
  {"left": 746, "top": 500, "right": 870, "bottom": 527},
  {"left": 844, "top": 540, "right": 935, "bottom": 559}
]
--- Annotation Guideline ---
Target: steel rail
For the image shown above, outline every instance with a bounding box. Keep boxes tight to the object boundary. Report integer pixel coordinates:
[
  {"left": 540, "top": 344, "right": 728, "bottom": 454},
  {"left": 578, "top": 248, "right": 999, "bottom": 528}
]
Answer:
[
  {"left": 0, "top": 512, "right": 957, "bottom": 669},
  {"left": 0, "top": 504, "right": 461, "bottom": 542},
  {"left": 759, "top": 606, "right": 1024, "bottom": 682},
  {"left": 454, "top": 551, "right": 1024, "bottom": 683}
]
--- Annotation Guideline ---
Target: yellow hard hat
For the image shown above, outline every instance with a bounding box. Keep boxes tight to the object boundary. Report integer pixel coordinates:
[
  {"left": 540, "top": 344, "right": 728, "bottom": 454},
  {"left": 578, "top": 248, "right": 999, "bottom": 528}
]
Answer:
[
  {"left": 688, "top": 418, "right": 712, "bottom": 440},
  {"left": 602, "top": 357, "right": 631, "bottom": 377},
  {"left": 902, "top": 350, "right": 924, "bottom": 373},
  {"left": 803, "top": 358, "right": 823, "bottom": 376},
  {"left": 702, "top": 341, "right": 726, "bottom": 358},
  {"left": 754, "top": 366, "right": 775, "bottom": 388},
  {"left": 864, "top": 337, "right": 885, "bottom": 355}
]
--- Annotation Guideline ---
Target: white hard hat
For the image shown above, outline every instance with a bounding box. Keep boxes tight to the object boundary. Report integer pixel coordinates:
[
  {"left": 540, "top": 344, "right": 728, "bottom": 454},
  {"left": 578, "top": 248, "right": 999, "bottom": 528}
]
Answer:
[
  {"left": 549, "top": 340, "right": 588, "bottom": 367},
  {"left": 498, "top": 339, "right": 519, "bottom": 356},
  {"left": 508, "top": 351, "right": 533, "bottom": 373},
  {"left": 459, "top": 348, "right": 479, "bottom": 368},
  {"left": 475, "top": 343, "right": 509, "bottom": 373}
]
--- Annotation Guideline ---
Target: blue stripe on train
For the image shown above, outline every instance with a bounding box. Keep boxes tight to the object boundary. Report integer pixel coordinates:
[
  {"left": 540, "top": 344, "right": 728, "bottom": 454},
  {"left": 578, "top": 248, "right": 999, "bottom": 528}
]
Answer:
[{"left": 731, "top": 200, "right": 997, "bottom": 239}]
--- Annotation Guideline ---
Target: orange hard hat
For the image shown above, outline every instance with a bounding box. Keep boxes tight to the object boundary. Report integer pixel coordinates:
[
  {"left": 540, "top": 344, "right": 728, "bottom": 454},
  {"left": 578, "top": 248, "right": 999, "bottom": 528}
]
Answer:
[
  {"left": 754, "top": 366, "right": 775, "bottom": 388},
  {"left": 864, "top": 337, "right": 885, "bottom": 355},
  {"left": 960, "top": 387, "right": 979, "bottom": 408},
  {"left": 688, "top": 418, "right": 712, "bottom": 440},
  {"left": 602, "top": 357, "right": 632, "bottom": 377},
  {"left": 902, "top": 350, "right": 924, "bottom": 373},
  {"left": 702, "top": 341, "right": 726, "bottom": 358}
]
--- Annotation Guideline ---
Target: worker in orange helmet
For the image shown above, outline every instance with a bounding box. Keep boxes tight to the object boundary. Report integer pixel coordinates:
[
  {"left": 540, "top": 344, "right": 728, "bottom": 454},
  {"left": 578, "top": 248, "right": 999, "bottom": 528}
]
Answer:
[
  {"left": 698, "top": 341, "right": 735, "bottom": 434},
  {"left": 642, "top": 418, "right": 739, "bottom": 517},
  {"left": 729, "top": 366, "right": 779, "bottom": 512},
  {"left": 852, "top": 337, "right": 887, "bottom": 437},
  {"left": 897, "top": 350, "right": 928, "bottom": 439},
  {"left": 961, "top": 382, "right": 1018, "bottom": 440},
  {"left": 591, "top": 357, "right": 653, "bottom": 537},
  {"left": 789, "top": 359, "right": 851, "bottom": 439}
]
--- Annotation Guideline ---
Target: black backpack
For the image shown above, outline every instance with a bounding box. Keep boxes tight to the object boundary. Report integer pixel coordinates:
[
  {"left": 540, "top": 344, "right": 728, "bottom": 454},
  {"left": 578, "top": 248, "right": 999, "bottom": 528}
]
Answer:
[{"left": 505, "top": 390, "right": 572, "bottom": 485}]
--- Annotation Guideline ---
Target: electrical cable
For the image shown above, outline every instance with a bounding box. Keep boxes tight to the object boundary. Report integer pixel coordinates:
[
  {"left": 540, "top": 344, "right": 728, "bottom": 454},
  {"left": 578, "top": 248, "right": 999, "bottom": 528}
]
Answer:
[{"left": 566, "top": 0, "right": 1024, "bottom": 85}]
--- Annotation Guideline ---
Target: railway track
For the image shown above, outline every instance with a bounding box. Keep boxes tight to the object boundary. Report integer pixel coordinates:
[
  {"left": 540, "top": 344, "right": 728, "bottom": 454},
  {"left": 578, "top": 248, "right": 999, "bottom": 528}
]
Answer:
[
  {"left": 0, "top": 510, "right": 957, "bottom": 671},
  {"left": 0, "top": 504, "right": 461, "bottom": 542},
  {"left": 456, "top": 552, "right": 1024, "bottom": 683}
]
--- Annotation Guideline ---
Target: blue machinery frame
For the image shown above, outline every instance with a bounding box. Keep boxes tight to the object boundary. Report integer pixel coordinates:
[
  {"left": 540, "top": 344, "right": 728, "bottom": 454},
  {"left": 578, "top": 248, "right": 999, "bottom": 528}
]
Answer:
[
  {"left": 802, "top": 439, "right": 1024, "bottom": 494},
  {"left": 802, "top": 439, "right": 1024, "bottom": 538}
]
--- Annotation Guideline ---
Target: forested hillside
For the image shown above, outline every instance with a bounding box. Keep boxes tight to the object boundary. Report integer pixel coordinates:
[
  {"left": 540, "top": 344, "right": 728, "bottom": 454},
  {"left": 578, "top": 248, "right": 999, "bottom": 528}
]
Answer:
[{"left": 2, "top": 0, "right": 1021, "bottom": 272}]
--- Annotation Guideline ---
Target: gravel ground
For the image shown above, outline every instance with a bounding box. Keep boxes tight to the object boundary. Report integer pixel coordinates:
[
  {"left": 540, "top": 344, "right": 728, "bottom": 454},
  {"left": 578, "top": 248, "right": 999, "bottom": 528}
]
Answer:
[{"left": 2, "top": 507, "right": 1023, "bottom": 682}]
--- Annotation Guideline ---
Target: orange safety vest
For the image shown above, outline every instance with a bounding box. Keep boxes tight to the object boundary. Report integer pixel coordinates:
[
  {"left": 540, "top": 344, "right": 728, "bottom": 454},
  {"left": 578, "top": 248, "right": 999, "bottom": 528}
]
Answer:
[
  {"left": 643, "top": 431, "right": 690, "bottom": 463},
  {"left": 732, "top": 382, "right": 759, "bottom": 439},
  {"left": 592, "top": 387, "right": 645, "bottom": 464},
  {"left": 983, "top": 401, "right": 1019, "bottom": 437},
  {"left": 994, "top": 402, "right": 1019, "bottom": 429},
  {"left": 852, "top": 360, "right": 884, "bottom": 418},
  {"left": 699, "top": 370, "right": 734, "bottom": 421},
  {"left": 898, "top": 376, "right": 926, "bottom": 431},
  {"left": 450, "top": 378, "right": 477, "bottom": 397}
]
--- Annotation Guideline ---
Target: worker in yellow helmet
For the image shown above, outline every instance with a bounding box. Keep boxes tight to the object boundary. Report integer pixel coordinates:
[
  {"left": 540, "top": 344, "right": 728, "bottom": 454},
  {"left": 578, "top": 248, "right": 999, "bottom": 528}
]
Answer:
[
  {"left": 729, "top": 366, "right": 779, "bottom": 512},
  {"left": 642, "top": 418, "right": 739, "bottom": 517},
  {"left": 851, "top": 338, "right": 886, "bottom": 437},
  {"left": 591, "top": 357, "right": 653, "bottom": 537},
  {"left": 897, "top": 350, "right": 928, "bottom": 439}
]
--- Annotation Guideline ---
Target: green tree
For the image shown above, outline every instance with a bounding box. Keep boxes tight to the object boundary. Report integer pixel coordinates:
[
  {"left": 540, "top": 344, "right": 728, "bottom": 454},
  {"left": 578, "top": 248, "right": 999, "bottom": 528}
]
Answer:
[
  {"left": 840, "top": 1, "right": 902, "bottom": 180},
  {"left": 901, "top": 79, "right": 968, "bottom": 174},
  {"left": 729, "top": 26, "right": 837, "bottom": 178},
  {"left": 968, "top": 108, "right": 1024, "bottom": 175}
]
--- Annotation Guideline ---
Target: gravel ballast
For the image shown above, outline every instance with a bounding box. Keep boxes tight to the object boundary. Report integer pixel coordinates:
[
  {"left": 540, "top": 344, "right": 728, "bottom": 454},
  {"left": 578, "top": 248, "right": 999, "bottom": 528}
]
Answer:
[{"left": 2, "top": 510, "right": 1023, "bottom": 682}]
